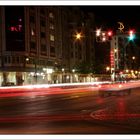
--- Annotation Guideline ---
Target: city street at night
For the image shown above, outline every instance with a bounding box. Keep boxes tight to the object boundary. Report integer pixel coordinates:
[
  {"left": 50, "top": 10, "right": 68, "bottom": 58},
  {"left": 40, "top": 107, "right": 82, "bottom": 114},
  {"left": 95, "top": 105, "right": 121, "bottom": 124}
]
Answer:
[
  {"left": 0, "top": 82, "right": 140, "bottom": 134},
  {"left": 1, "top": 5, "right": 140, "bottom": 135}
]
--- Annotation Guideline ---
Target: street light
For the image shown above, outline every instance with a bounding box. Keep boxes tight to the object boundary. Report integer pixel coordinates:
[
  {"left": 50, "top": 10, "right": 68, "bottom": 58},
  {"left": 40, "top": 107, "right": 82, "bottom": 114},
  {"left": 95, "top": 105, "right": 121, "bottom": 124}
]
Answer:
[
  {"left": 72, "top": 69, "right": 75, "bottom": 73},
  {"left": 62, "top": 68, "right": 65, "bottom": 83},
  {"left": 96, "top": 29, "right": 101, "bottom": 36},
  {"left": 75, "top": 33, "right": 82, "bottom": 40},
  {"left": 126, "top": 69, "right": 129, "bottom": 73},
  {"left": 62, "top": 68, "right": 65, "bottom": 72},
  {"left": 132, "top": 56, "right": 136, "bottom": 60},
  {"left": 26, "top": 57, "right": 29, "bottom": 62},
  {"left": 106, "top": 66, "right": 110, "bottom": 72},
  {"left": 72, "top": 69, "right": 75, "bottom": 83}
]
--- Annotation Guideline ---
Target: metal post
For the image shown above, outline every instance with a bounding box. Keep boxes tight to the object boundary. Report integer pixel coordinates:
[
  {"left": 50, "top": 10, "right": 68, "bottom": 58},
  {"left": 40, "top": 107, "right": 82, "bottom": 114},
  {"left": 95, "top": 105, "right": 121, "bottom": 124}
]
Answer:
[{"left": 34, "top": 59, "right": 37, "bottom": 84}]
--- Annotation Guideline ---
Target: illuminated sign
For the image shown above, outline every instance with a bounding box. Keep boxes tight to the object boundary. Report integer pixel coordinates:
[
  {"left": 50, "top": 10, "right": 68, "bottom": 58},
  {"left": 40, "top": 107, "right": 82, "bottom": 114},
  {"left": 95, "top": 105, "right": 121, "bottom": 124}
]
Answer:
[{"left": 118, "top": 22, "right": 124, "bottom": 32}]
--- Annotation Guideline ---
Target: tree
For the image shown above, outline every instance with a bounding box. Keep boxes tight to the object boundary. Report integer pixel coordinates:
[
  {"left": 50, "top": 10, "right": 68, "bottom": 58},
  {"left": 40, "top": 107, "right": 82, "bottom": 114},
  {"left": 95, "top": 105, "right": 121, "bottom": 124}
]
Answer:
[{"left": 75, "top": 61, "right": 92, "bottom": 74}]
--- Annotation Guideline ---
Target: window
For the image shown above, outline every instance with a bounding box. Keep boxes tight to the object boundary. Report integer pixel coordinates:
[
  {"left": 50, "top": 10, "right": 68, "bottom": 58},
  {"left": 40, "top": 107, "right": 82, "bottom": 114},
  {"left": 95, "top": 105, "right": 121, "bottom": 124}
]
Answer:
[
  {"left": 40, "top": 20, "right": 45, "bottom": 27},
  {"left": 30, "top": 41, "right": 36, "bottom": 49},
  {"left": 16, "top": 56, "right": 20, "bottom": 63},
  {"left": 30, "top": 6, "right": 35, "bottom": 10},
  {"left": 12, "top": 57, "right": 16, "bottom": 63},
  {"left": 31, "top": 28, "right": 35, "bottom": 36},
  {"left": 8, "top": 56, "right": 11, "bottom": 63},
  {"left": 50, "top": 23, "right": 54, "bottom": 30},
  {"left": 71, "top": 52, "right": 73, "bottom": 58},
  {"left": 4, "top": 57, "right": 8, "bottom": 64},
  {"left": 41, "top": 44, "right": 46, "bottom": 52},
  {"left": 50, "top": 34, "right": 54, "bottom": 41},
  {"left": 30, "top": 16, "right": 35, "bottom": 23},
  {"left": 40, "top": 9, "right": 45, "bottom": 15},
  {"left": 50, "top": 47, "right": 55, "bottom": 53},
  {"left": 41, "top": 32, "right": 46, "bottom": 38},
  {"left": 49, "top": 12, "right": 54, "bottom": 18}
]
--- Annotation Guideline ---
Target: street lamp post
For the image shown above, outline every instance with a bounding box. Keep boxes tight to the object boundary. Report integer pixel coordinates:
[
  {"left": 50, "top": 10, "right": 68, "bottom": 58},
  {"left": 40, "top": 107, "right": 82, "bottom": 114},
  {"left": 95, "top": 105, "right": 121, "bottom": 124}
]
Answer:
[
  {"left": 62, "top": 68, "right": 65, "bottom": 83},
  {"left": 132, "top": 56, "right": 136, "bottom": 70},
  {"left": 72, "top": 69, "right": 75, "bottom": 83},
  {"left": 34, "top": 59, "right": 37, "bottom": 84}
]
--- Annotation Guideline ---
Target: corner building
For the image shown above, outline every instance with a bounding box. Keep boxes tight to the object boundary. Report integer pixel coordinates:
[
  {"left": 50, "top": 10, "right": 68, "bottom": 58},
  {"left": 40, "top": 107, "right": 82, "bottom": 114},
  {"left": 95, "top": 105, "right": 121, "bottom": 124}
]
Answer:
[{"left": 0, "top": 6, "right": 95, "bottom": 86}]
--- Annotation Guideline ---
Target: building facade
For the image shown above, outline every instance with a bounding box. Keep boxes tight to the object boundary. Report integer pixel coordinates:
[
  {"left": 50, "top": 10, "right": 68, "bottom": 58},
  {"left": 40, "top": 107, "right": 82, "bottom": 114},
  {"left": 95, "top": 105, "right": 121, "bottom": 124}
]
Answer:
[
  {"left": 110, "top": 31, "right": 140, "bottom": 80},
  {"left": 0, "top": 6, "right": 95, "bottom": 86}
]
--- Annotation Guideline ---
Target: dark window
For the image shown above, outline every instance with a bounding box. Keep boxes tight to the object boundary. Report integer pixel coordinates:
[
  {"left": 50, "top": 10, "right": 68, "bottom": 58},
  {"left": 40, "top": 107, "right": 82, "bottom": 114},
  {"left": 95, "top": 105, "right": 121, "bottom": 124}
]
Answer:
[
  {"left": 41, "top": 32, "right": 46, "bottom": 38},
  {"left": 30, "top": 16, "right": 35, "bottom": 23},
  {"left": 30, "top": 6, "right": 35, "bottom": 10},
  {"left": 71, "top": 52, "right": 73, "bottom": 58},
  {"left": 50, "top": 47, "right": 55, "bottom": 53},
  {"left": 40, "top": 20, "right": 45, "bottom": 27},
  {"left": 12, "top": 57, "right": 16, "bottom": 63},
  {"left": 30, "top": 41, "right": 36, "bottom": 49},
  {"left": 40, "top": 9, "right": 45, "bottom": 15},
  {"left": 41, "top": 44, "right": 46, "bottom": 52},
  {"left": 4, "top": 57, "right": 8, "bottom": 64},
  {"left": 8, "top": 56, "right": 11, "bottom": 63},
  {"left": 16, "top": 56, "right": 20, "bottom": 63}
]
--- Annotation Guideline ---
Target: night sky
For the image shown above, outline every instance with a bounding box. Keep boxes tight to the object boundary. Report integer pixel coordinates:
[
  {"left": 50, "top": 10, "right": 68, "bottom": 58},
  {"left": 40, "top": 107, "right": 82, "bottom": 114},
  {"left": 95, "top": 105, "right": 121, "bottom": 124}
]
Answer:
[
  {"left": 81, "top": 6, "right": 140, "bottom": 32},
  {"left": 80, "top": 5, "right": 140, "bottom": 70}
]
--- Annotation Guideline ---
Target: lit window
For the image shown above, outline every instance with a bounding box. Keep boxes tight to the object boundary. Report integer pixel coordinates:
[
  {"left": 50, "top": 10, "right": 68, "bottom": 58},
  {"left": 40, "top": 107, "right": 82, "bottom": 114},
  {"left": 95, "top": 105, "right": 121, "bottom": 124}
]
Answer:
[
  {"left": 31, "top": 29, "right": 35, "bottom": 36},
  {"left": 50, "top": 23, "right": 54, "bottom": 30},
  {"left": 49, "top": 12, "right": 54, "bottom": 18},
  {"left": 50, "top": 35, "right": 54, "bottom": 41}
]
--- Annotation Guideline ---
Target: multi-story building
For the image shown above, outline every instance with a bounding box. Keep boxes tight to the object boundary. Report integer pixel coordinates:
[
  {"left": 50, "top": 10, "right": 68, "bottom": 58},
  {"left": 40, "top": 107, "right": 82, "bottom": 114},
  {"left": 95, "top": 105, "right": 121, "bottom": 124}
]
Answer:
[
  {"left": 110, "top": 31, "right": 140, "bottom": 80},
  {"left": 0, "top": 6, "right": 95, "bottom": 86},
  {"left": 68, "top": 7, "right": 95, "bottom": 74}
]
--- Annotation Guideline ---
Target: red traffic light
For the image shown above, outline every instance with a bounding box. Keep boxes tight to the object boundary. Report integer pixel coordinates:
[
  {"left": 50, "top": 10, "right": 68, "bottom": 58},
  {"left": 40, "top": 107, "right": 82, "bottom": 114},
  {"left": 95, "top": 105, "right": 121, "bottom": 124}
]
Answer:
[
  {"left": 128, "top": 30, "right": 135, "bottom": 40},
  {"left": 107, "top": 31, "right": 112, "bottom": 36},
  {"left": 129, "top": 30, "right": 134, "bottom": 35}
]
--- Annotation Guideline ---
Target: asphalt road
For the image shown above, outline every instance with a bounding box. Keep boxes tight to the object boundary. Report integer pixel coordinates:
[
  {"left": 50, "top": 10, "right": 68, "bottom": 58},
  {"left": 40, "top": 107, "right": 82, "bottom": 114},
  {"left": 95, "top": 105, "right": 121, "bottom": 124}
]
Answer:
[{"left": 0, "top": 86, "right": 140, "bottom": 134}]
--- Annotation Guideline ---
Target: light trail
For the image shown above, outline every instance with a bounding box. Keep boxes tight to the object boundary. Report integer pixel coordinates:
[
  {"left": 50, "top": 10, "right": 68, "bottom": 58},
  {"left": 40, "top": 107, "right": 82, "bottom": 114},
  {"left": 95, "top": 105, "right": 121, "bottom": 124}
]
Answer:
[
  {"left": 0, "top": 81, "right": 140, "bottom": 98},
  {"left": 0, "top": 81, "right": 111, "bottom": 90}
]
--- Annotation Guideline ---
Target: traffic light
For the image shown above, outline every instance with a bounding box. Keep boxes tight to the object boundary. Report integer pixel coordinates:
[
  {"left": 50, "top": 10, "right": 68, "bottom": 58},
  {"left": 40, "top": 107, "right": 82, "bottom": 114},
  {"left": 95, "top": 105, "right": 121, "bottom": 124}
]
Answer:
[
  {"left": 129, "top": 30, "right": 135, "bottom": 41},
  {"left": 96, "top": 29, "right": 101, "bottom": 42},
  {"left": 107, "top": 30, "right": 113, "bottom": 40}
]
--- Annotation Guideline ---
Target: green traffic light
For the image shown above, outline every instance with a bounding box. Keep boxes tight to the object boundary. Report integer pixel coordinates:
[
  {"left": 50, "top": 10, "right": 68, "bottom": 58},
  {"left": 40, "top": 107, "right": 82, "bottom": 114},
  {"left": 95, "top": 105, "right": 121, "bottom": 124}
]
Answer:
[{"left": 129, "top": 34, "right": 135, "bottom": 41}]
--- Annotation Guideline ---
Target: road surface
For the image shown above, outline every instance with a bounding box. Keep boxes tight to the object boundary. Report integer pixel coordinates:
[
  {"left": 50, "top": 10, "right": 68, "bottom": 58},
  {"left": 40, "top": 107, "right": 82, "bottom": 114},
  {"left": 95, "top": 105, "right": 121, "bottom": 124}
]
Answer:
[{"left": 0, "top": 84, "right": 140, "bottom": 134}]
